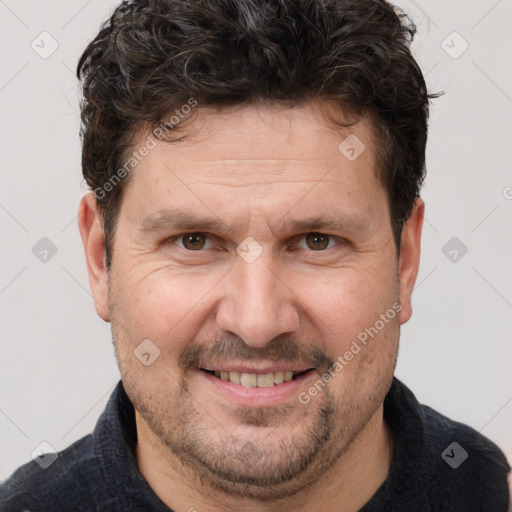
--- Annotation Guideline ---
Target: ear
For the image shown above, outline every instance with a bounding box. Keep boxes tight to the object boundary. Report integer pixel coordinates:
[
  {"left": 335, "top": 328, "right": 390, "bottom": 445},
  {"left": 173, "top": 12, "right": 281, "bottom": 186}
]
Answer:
[
  {"left": 77, "top": 192, "right": 110, "bottom": 322},
  {"left": 397, "top": 198, "right": 424, "bottom": 325}
]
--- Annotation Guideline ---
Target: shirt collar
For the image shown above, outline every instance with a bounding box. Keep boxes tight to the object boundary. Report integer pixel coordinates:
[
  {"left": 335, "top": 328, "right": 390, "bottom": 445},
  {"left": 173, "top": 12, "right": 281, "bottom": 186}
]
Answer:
[
  {"left": 360, "top": 377, "right": 431, "bottom": 510},
  {"left": 92, "top": 381, "right": 172, "bottom": 511}
]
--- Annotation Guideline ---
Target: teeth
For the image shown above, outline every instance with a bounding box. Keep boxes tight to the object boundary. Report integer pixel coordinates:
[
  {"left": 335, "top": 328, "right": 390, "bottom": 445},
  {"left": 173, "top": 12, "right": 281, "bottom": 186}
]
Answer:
[
  {"left": 209, "top": 370, "right": 304, "bottom": 387},
  {"left": 228, "top": 371, "right": 241, "bottom": 384},
  {"left": 274, "top": 371, "right": 284, "bottom": 384},
  {"left": 257, "top": 373, "right": 275, "bottom": 388},
  {"left": 240, "top": 373, "right": 257, "bottom": 387}
]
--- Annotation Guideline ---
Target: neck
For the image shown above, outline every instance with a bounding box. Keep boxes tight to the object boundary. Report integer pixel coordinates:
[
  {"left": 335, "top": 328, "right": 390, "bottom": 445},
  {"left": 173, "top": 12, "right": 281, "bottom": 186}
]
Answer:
[{"left": 135, "top": 404, "right": 393, "bottom": 512}]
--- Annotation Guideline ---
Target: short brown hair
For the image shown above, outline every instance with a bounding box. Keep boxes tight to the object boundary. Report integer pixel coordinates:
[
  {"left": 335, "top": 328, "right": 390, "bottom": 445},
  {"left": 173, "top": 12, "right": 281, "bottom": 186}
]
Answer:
[{"left": 77, "top": 0, "right": 437, "bottom": 269}]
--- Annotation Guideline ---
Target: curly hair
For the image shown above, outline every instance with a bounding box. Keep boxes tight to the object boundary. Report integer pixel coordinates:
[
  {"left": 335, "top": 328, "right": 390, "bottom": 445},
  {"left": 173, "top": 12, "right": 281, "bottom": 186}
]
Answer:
[{"left": 77, "top": 0, "right": 436, "bottom": 269}]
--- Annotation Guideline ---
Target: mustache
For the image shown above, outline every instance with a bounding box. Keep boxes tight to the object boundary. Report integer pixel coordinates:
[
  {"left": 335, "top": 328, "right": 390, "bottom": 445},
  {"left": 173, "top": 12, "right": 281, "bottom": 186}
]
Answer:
[{"left": 179, "top": 334, "right": 334, "bottom": 372}]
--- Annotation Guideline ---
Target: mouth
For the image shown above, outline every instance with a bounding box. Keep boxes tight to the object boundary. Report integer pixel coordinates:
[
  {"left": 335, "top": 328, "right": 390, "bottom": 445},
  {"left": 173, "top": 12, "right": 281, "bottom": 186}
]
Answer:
[{"left": 200, "top": 368, "right": 315, "bottom": 388}]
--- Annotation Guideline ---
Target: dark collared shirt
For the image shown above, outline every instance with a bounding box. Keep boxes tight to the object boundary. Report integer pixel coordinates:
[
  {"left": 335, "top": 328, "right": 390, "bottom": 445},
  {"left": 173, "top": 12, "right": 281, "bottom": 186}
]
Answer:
[{"left": 1, "top": 377, "right": 510, "bottom": 511}]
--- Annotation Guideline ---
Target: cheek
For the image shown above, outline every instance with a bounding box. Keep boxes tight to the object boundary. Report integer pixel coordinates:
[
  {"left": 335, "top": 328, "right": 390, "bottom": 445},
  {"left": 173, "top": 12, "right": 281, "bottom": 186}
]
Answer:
[
  {"left": 114, "top": 268, "right": 220, "bottom": 352},
  {"left": 310, "top": 275, "right": 399, "bottom": 402},
  {"left": 303, "top": 268, "right": 397, "bottom": 342}
]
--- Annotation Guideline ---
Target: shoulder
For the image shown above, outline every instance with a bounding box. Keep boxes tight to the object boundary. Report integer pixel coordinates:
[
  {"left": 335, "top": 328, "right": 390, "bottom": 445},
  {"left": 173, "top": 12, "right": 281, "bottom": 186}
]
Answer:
[
  {"left": 0, "top": 434, "right": 97, "bottom": 511},
  {"left": 419, "top": 402, "right": 510, "bottom": 509},
  {"left": 383, "top": 379, "right": 510, "bottom": 511}
]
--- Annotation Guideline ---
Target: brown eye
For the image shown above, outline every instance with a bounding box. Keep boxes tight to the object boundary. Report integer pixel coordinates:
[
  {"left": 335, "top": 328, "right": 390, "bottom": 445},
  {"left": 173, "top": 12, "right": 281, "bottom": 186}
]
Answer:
[
  {"left": 305, "top": 233, "right": 331, "bottom": 250},
  {"left": 180, "top": 233, "right": 207, "bottom": 250}
]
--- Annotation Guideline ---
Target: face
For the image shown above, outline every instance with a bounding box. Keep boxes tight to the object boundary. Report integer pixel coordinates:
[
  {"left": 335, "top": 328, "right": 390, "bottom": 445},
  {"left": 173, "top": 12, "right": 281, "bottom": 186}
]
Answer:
[{"left": 79, "top": 101, "right": 423, "bottom": 500}]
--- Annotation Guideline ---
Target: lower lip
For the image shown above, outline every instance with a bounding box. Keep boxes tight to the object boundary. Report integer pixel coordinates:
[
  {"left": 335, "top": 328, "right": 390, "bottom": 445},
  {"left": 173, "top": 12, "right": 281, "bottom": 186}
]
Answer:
[{"left": 197, "top": 370, "right": 316, "bottom": 407}]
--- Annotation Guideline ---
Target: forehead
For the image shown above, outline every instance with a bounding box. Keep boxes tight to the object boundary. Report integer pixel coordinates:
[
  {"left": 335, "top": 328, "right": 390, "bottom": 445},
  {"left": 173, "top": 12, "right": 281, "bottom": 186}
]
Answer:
[{"left": 120, "top": 101, "right": 385, "bottom": 224}]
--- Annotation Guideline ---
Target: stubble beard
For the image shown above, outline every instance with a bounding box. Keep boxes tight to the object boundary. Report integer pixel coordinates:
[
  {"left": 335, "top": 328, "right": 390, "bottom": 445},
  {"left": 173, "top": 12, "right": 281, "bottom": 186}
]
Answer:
[
  {"left": 108, "top": 273, "right": 397, "bottom": 502},
  {"left": 118, "top": 352, "right": 385, "bottom": 502}
]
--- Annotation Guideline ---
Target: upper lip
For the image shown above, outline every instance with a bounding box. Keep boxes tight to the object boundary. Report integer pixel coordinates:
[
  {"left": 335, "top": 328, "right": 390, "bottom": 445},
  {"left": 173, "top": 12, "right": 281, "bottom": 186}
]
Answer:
[{"left": 200, "top": 363, "right": 314, "bottom": 374}]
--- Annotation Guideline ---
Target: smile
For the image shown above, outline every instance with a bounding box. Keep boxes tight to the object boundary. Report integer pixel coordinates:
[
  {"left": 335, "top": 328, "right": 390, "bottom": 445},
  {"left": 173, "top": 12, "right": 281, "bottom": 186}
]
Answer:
[{"left": 200, "top": 369, "right": 313, "bottom": 388}]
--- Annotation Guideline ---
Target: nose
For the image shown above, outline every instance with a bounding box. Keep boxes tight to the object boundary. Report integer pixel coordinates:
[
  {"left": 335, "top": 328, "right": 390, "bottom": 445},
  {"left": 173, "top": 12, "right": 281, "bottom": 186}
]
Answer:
[{"left": 215, "top": 253, "right": 300, "bottom": 348}]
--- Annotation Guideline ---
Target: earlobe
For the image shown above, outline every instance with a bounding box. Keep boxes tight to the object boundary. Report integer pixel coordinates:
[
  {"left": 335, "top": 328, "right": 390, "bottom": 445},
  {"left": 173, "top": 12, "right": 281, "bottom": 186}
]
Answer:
[
  {"left": 77, "top": 192, "right": 111, "bottom": 322},
  {"left": 397, "top": 198, "right": 424, "bottom": 325}
]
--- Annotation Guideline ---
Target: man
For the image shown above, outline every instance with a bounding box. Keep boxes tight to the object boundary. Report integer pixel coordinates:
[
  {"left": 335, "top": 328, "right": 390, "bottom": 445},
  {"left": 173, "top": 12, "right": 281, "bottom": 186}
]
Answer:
[{"left": 1, "top": 0, "right": 510, "bottom": 510}]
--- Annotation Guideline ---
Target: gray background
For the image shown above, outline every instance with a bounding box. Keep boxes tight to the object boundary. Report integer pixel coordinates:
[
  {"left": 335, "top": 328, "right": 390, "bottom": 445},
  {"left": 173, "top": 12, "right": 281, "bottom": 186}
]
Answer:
[{"left": 1, "top": 0, "right": 511, "bottom": 479}]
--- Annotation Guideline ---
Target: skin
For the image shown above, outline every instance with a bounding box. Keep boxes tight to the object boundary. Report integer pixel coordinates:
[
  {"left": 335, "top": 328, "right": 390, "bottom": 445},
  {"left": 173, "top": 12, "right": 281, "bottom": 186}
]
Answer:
[{"left": 78, "top": 101, "right": 424, "bottom": 512}]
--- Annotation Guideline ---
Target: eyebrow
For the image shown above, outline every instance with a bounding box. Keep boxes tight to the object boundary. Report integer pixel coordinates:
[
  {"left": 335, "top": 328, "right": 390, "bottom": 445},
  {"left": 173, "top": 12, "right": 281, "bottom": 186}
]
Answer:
[
  {"left": 139, "top": 210, "right": 226, "bottom": 233},
  {"left": 271, "top": 214, "right": 367, "bottom": 235},
  {"left": 138, "top": 208, "right": 368, "bottom": 236}
]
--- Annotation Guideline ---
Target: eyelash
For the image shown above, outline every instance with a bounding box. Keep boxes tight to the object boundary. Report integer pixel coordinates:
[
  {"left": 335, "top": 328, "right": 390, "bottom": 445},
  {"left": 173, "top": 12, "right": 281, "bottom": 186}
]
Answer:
[{"left": 168, "top": 232, "right": 344, "bottom": 252}]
